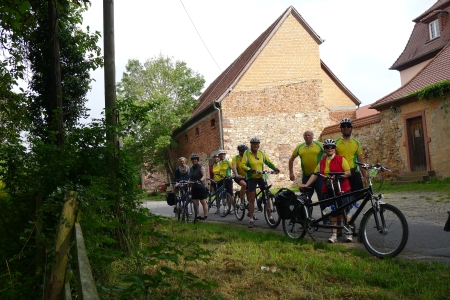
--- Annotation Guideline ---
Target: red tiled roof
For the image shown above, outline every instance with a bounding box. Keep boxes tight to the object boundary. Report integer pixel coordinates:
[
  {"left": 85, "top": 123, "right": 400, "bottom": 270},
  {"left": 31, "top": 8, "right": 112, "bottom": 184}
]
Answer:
[
  {"left": 355, "top": 104, "right": 379, "bottom": 118},
  {"left": 321, "top": 114, "right": 382, "bottom": 135},
  {"left": 188, "top": 5, "right": 360, "bottom": 121},
  {"left": 390, "top": 0, "right": 450, "bottom": 70},
  {"left": 372, "top": 42, "right": 450, "bottom": 109}
]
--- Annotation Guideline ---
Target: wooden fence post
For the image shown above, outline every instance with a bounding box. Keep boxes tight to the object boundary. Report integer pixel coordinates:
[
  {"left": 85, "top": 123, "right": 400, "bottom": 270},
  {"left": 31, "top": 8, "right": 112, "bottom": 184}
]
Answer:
[{"left": 44, "top": 190, "right": 79, "bottom": 300}]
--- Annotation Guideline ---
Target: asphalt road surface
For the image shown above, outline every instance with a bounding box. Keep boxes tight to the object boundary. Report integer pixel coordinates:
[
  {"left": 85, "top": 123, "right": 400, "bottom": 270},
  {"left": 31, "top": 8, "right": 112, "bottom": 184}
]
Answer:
[{"left": 142, "top": 195, "right": 450, "bottom": 265}]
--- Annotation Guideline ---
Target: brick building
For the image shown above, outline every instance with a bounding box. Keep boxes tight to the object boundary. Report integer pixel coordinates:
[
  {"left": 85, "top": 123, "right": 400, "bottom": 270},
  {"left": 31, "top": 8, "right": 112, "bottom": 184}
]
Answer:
[
  {"left": 321, "top": 0, "right": 450, "bottom": 178},
  {"left": 168, "top": 6, "right": 360, "bottom": 187}
]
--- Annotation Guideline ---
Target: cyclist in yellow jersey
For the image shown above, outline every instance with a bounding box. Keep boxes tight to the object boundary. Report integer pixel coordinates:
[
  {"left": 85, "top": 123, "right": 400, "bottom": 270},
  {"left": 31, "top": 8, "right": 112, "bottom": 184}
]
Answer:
[
  {"left": 211, "top": 152, "right": 221, "bottom": 213},
  {"left": 232, "top": 145, "right": 248, "bottom": 207},
  {"left": 240, "top": 137, "right": 279, "bottom": 228},
  {"left": 288, "top": 130, "right": 327, "bottom": 224},
  {"left": 335, "top": 118, "right": 367, "bottom": 193},
  {"left": 218, "top": 149, "right": 234, "bottom": 214}
]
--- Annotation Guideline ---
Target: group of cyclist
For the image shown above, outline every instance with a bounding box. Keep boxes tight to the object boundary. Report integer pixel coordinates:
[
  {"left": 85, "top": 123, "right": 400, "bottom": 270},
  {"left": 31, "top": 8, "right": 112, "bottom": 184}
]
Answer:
[{"left": 173, "top": 117, "right": 365, "bottom": 242}]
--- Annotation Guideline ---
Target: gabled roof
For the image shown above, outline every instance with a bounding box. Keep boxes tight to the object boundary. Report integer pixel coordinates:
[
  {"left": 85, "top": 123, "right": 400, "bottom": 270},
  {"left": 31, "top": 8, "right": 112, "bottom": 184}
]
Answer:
[
  {"left": 372, "top": 42, "right": 450, "bottom": 109},
  {"left": 390, "top": 0, "right": 450, "bottom": 71},
  {"left": 188, "top": 5, "right": 359, "bottom": 121},
  {"left": 190, "top": 6, "right": 323, "bottom": 118}
]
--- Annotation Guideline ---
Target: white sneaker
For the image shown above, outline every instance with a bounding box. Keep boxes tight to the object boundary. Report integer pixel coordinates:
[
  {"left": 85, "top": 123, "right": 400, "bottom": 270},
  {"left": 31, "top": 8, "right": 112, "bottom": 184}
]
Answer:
[
  {"left": 346, "top": 234, "right": 353, "bottom": 242},
  {"left": 328, "top": 235, "right": 338, "bottom": 243}
]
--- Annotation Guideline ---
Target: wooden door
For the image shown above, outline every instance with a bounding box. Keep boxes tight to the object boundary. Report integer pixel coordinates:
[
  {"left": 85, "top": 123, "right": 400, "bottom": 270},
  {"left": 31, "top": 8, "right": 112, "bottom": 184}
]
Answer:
[{"left": 407, "top": 117, "right": 426, "bottom": 171}]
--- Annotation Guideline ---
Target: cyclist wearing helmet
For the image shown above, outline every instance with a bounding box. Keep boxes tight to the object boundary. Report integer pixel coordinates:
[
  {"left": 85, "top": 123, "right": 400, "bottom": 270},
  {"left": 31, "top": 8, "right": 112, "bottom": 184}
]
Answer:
[
  {"left": 217, "top": 149, "right": 234, "bottom": 214},
  {"left": 288, "top": 130, "right": 327, "bottom": 224},
  {"left": 240, "top": 137, "right": 280, "bottom": 228},
  {"left": 232, "top": 144, "right": 248, "bottom": 205},
  {"left": 335, "top": 118, "right": 367, "bottom": 192},
  {"left": 300, "top": 139, "right": 352, "bottom": 243},
  {"left": 189, "top": 154, "right": 208, "bottom": 221}
]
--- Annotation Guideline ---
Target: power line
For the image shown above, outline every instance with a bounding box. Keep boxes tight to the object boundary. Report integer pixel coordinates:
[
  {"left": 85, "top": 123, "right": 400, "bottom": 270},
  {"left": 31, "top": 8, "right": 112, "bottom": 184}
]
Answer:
[{"left": 179, "top": 0, "right": 222, "bottom": 72}]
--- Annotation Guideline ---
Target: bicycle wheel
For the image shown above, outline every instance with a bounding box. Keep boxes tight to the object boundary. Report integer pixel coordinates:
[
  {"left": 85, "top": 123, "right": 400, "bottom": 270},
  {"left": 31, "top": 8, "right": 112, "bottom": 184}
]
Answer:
[
  {"left": 359, "top": 203, "right": 408, "bottom": 259},
  {"left": 184, "top": 201, "right": 197, "bottom": 224},
  {"left": 264, "top": 194, "right": 281, "bottom": 228},
  {"left": 234, "top": 191, "right": 246, "bottom": 221},
  {"left": 282, "top": 204, "right": 308, "bottom": 239},
  {"left": 175, "top": 200, "right": 182, "bottom": 221},
  {"left": 218, "top": 192, "right": 232, "bottom": 217},
  {"left": 207, "top": 194, "right": 216, "bottom": 212}
]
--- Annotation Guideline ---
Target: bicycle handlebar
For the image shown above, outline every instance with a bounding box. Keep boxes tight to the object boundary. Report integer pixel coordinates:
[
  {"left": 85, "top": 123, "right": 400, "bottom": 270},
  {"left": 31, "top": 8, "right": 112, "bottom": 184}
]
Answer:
[
  {"left": 356, "top": 162, "right": 391, "bottom": 173},
  {"left": 250, "top": 170, "right": 279, "bottom": 175}
]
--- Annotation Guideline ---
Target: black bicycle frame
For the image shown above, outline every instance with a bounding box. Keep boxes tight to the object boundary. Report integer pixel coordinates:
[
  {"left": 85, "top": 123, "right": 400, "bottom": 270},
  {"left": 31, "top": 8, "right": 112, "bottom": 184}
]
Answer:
[{"left": 302, "top": 184, "right": 377, "bottom": 230}]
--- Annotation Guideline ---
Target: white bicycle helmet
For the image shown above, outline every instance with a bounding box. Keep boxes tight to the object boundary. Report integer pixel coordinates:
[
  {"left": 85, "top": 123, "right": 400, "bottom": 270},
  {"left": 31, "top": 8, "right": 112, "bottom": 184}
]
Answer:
[
  {"left": 323, "top": 139, "right": 337, "bottom": 147},
  {"left": 340, "top": 118, "right": 354, "bottom": 127}
]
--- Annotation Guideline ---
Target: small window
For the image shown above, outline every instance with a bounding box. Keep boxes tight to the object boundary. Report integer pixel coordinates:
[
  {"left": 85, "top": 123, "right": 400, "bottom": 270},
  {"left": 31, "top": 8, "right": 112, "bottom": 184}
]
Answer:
[
  {"left": 429, "top": 19, "right": 440, "bottom": 40},
  {"left": 185, "top": 135, "right": 188, "bottom": 142},
  {"left": 211, "top": 119, "right": 216, "bottom": 129},
  {"left": 195, "top": 127, "right": 200, "bottom": 137}
]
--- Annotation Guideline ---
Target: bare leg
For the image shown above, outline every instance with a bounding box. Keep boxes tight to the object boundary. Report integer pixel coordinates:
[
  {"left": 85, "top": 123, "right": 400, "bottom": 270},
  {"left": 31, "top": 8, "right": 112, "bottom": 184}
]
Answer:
[
  {"left": 200, "top": 199, "right": 208, "bottom": 217},
  {"left": 248, "top": 191, "right": 256, "bottom": 219}
]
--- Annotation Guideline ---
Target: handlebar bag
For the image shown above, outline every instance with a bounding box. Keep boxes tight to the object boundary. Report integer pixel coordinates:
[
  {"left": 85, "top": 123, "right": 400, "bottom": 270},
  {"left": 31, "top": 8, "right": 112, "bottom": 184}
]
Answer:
[{"left": 166, "top": 192, "right": 176, "bottom": 206}]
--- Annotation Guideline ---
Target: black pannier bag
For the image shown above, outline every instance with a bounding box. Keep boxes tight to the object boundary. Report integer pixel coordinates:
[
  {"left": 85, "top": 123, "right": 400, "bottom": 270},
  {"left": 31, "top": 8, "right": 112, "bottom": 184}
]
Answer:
[
  {"left": 166, "top": 192, "right": 176, "bottom": 206},
  {"left": 274, "top": 188, "right": 298, "bottom": 219},
  {"left": 445, "top": 211, "right": 450, "bottom": 232}
]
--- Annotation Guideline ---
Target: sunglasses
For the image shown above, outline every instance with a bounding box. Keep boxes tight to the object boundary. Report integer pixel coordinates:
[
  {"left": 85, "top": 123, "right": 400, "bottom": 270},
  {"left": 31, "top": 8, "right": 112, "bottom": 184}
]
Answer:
[
  {"left": 324, "top": 146, "right": 336, "bottom": 150},
  {"left": 340, "top": 124, "right": 352, "bottom": 128}
]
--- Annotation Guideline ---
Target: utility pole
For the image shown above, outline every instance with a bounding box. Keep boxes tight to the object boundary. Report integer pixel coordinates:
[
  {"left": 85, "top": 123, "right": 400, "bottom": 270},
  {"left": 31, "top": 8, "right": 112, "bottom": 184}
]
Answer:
[{"left": 103, "top": 0, "right": 117, "bottom": 146}]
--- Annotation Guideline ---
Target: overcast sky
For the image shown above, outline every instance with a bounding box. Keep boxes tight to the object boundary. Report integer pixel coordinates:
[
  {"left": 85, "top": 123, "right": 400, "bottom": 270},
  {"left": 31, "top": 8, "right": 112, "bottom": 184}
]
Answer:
[{"left": 82, "top": 0, "right": 434, "bottom": 120}]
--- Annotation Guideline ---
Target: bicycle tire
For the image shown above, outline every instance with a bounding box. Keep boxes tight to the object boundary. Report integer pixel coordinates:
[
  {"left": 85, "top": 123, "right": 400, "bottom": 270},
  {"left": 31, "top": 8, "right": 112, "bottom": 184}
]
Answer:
[
  {"left": 264, "top": 194, "right": 281, "bottom": 228},
  {"left": 234, "top": 191, "right": 246, "bottom": 221},
  {"left": 359, "top": 203, "right": 408, "bottom": 259},
  {"left": 218, "top": 192, "right": 232, "bottom": 217},
  {"left": 282, "top": 204, "right": 308, "bottom": 239},
  {"left": 176, "top": 200, "right": 182, "bottom": 221},
  {"left": 183, "top": 200, "right": 197, "bottom": 224}
]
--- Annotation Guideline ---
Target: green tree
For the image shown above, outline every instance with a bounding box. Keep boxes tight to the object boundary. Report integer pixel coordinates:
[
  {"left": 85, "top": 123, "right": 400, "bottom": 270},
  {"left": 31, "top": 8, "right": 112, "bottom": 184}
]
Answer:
[{"left": 117, "top": 55, "right": 205, "bottom": 174}]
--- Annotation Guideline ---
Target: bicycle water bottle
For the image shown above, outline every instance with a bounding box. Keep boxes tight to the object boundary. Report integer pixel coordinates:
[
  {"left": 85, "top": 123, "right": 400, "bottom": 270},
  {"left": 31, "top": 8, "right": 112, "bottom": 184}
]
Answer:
[
  {"left": 322, "top": 205, "right": 336, "bottom": 215},
  {"left": 347, "top": 203, "right": 360, "bottom": 221}
]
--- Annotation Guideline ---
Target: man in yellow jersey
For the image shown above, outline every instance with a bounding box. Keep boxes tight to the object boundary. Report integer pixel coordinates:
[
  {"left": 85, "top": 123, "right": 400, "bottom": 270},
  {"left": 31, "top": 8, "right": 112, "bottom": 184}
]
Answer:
[
  {"left": 288, "top": 130, "right": 327, "bottom": 223},
  {"left": 218, "top": 149, "right": 234, "bottom": 214},
  {"left": 335, "top": 118, "right": 367, "bottom": 196},
  {"left": 232, "top": 145, "right": 248, "bottom": 208},
  {"left": 240, "top": 137, "right": 279, "bottom": 228}
]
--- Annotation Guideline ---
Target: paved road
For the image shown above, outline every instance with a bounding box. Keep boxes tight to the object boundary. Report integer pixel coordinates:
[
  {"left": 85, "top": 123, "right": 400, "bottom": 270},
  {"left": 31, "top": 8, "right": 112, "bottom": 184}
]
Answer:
[{"left": 142, "top": 198, "right": 450, "bottom": 264}]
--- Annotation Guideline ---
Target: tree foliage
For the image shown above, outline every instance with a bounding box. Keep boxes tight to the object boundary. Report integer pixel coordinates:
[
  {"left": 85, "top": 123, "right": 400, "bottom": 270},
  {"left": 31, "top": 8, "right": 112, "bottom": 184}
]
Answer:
[{"left": 117, "top": 55, "right": 205, "bottom": 172}]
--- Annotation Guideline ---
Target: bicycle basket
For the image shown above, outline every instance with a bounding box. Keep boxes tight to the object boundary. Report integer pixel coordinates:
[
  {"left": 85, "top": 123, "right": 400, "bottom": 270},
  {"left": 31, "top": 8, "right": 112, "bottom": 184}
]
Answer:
[
  {"left": 274, "top": 188, "right": 298, "bottom": 219},
  {"left": 166, "top": 192, "right": 176, "bottom": 206}
]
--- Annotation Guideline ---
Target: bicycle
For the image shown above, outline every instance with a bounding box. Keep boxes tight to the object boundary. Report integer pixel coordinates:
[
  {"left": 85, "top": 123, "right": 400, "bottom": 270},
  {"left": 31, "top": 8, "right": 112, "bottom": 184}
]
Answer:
[
  {"left": 205, "top": 175, "right": 233, "bottom": 217},
  {"left": 234, "top": 171, "right": 281, "bottom": 228},
  {"left": 170, "top": 180, "right": 198, "bottom": 224},
  {"left": 279, "top": 162, "right": 409, "bottom": 259}
]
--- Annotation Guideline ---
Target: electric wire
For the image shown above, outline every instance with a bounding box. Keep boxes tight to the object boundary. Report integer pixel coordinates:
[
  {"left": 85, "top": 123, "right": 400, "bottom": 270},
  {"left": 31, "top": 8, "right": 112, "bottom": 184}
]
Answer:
[{"left": 179, "top": 0, "right": 222, "bottom": 72}]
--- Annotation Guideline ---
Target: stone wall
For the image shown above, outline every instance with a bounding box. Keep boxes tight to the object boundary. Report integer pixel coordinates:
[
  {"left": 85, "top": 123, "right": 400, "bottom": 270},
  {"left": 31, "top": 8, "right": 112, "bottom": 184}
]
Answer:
[{"left": 222, "top": 81, "right": 330, "bottom": 188}]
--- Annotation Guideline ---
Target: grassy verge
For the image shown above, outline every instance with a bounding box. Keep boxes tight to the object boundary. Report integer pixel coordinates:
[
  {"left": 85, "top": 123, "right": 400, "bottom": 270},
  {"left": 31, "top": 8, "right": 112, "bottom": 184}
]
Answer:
[{"left": 127, "top": 218, "right": 449, "bottom": 300}]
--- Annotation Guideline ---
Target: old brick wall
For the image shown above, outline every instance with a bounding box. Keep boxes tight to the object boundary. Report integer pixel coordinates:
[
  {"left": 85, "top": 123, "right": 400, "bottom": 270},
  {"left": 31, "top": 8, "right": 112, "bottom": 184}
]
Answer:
[{"left": 167, "top": 112, "right": 221, "bottom": 181}]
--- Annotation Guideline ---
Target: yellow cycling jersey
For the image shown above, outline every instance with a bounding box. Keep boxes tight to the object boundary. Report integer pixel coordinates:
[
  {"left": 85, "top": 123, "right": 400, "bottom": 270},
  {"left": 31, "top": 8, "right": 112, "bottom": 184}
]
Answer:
[
  {"left": 231, "top": 154, "right": 246, "bottom": 177},
  {"left": 335, "top": 137, "right": 362, "bottom": 170},
  {"left": 212, "top": 162, "right": 221, "bottom": 181},
  {"left": 218, "top": 159, "right": 231, "bottom": 178},
  {"left": 292, "top": 141, "right": 323, "bottom": 177},
  {"left": 240, "top": 150, "right": 277, "bottom": 179}
]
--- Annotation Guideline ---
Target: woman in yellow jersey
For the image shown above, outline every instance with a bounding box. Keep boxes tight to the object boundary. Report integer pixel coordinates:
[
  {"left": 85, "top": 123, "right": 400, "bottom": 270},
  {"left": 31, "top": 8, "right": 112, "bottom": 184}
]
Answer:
[
  {"left": 211, "top": 152, "right": 221, "bottom": 214},
  {"left": 232, "top": 144, "right": 248, "bottom": 212},
  {"left": 300, "top": 139, "right": 352, "bottom": 243},
  {"left": 240, "top": 137, "right": 279, "bottom": 228}
]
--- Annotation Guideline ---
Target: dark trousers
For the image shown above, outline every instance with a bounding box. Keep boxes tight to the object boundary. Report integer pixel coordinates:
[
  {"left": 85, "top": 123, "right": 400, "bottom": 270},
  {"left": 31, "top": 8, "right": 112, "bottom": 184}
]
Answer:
[{"left": 348, "top": 171, "right": 364, "bottom": 200}]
